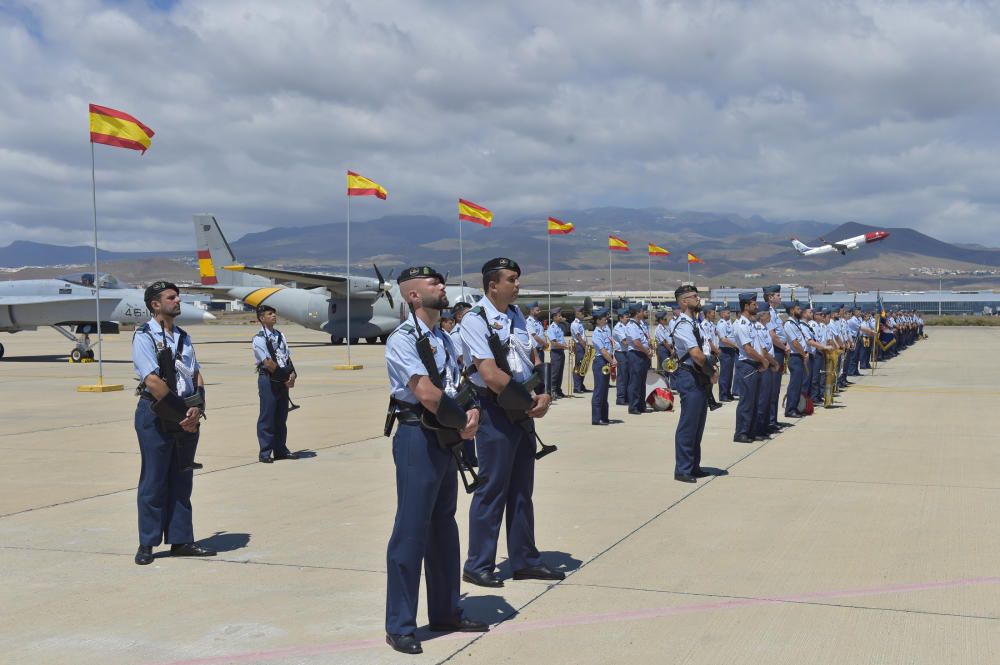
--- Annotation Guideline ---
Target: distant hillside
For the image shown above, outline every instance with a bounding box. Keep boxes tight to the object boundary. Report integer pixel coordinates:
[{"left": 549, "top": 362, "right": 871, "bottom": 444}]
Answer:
[{"left": 0, "top": 240, "right": 183, "bottom": 268}]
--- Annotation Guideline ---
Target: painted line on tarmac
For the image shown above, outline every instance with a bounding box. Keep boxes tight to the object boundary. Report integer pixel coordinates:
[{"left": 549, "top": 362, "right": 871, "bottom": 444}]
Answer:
[{"left": 143, "top": 574, "right": 1000, "bottom": 665}]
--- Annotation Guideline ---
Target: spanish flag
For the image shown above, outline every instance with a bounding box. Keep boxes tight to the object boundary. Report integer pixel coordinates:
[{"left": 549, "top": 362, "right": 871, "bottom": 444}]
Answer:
[
  {"left": 89, "top": 104, "right": 154, "bottom": 153},
  {"left": 458, "top": 199, "right": 493, "bottom": 227},
  {"left": 609, "top": 235, "right": 629, "bottom": 252},
  {"left": 687, "top": 252, "right": 704, "bottom": 264},
  {"left": 547, "top": 217, "right": 574, "bottom": 235},
  {"left": 648, "top": 243, "right": 669, "bottom": 256},
  {"left": 347, "top": 171, "right": 388, "bottom": 199}
]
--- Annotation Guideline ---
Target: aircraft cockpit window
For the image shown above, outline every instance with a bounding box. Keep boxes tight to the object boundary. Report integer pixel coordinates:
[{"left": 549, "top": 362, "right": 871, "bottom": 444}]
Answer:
[{"left": 57, "top": 272, "right": 123, "bottom": 289}]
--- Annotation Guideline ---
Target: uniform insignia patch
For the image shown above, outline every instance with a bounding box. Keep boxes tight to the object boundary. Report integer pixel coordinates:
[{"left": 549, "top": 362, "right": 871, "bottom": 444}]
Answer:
[{"left": 492, "top": 322, "right": 504, "bottom": 330}]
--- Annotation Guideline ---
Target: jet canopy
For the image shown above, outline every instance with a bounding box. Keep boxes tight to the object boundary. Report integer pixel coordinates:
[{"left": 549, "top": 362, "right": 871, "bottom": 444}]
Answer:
[{"left": 57, "top": 272, "right": 124, "bottom": 289}]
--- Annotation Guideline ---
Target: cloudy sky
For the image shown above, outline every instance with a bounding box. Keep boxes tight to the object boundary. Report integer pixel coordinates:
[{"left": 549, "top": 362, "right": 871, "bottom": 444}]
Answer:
[{"left": 3, "top": 0, "right": 1000, "bottom": 250}]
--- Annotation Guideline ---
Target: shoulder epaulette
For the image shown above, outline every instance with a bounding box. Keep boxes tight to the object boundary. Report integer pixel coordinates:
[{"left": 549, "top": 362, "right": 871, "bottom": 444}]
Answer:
[{"left": 470, "top": 306, "right": 483, "bottom": 315}]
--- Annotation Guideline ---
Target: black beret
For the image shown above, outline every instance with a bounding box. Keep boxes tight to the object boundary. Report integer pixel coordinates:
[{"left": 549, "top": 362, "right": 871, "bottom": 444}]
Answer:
[
  {"left": 674, "top": 284, "right": 698, "bottom": 300},
  {"left": 481, "top": 257, "right": 521, "bottom": 276},
  {"left": 144, "top": 280, "right": 179, "bottom": 306},
  {"left": 397, "top": 266, "right": 445, "bottom": 285}
]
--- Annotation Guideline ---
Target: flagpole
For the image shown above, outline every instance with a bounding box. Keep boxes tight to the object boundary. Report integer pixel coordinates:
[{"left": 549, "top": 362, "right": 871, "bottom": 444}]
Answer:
[
  {"left": 687, "top": 259, "right": 691, "bottom": 284},
  {"left": 459, "top": 214, "right": 465, "bottom": 302},
  {"left": 346, "top": 192, "right": 352, "bottom": 365},
  {"left": 90, "top": 142, "right": 104, "bottom": 383},
  {"left": 547, "top": 231, "right": 552, "bottom": 318},
  {"left": 608, "top": 248, "right": 613, "bottom": 311},
  {"left": 647, "top": 252, "right": 652, "bottom": 303}
]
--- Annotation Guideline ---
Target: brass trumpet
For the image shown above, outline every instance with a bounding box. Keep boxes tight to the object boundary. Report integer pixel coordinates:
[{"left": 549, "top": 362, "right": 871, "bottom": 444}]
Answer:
[{"left": 602, "top": 362, "right": 611, "bottom": 375}]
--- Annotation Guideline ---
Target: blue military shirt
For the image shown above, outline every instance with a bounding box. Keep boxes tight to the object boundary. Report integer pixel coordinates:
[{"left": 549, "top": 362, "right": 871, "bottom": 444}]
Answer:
[
  {"left": 386, "top": 317, "right": 459, "bottom": 404},
  {"left": 132, "top": 317, "right": 200, "bottom": 398},
  {"left": 570, "top": 318, "right": 587, "bottom": 345},
  {"left": 669, "top": 313, "right": 699, "bottom": 368},
  {"left": 611, "top": 320, "right": 629, "bottom": 352},
  {"left": 526, "top": 315, "right": 545, "bottom": 350},
  {"left": 592, "top": 323, "right": 612, "bottom": 355},
  {"left": 768, "top": 306, "right": 787, "bottom": 345},
  {"left": 625, "top": 319, "right": 650, "bottom": 354},
  {"left": 460, "top": 296, "right": 534, "bottom": 387},
  {"left": 783, "top": 318, "right": 807, "bottom": 353},
  {"left": 252, "top": 327, "right": 290, "bottom": 368},
  {"left": 734, "top": 315, "right": 758, "bottom": 361}
]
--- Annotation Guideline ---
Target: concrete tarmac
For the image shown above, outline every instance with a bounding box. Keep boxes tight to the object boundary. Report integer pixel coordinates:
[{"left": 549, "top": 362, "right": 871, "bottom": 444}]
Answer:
[{"left": 1, "top": 325, "right": 998, "bottom": 665}]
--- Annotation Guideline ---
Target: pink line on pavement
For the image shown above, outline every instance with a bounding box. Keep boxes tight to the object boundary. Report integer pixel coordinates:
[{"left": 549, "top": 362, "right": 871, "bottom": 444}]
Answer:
[{"left": 148, "top": 575, "right": 1000, "bottom": 665}]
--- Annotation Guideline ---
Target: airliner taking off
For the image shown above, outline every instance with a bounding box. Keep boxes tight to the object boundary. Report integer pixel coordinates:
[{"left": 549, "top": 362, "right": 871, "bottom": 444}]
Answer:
[{"left": 791, "top": 230, "right": 889, "bottom": 256}]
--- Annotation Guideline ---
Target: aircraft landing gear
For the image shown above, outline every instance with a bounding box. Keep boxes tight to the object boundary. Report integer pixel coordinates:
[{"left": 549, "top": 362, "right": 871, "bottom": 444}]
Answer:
[
  {"left": 365, "top": 336, "right": 378, "bottom": 345},
  {"left": 53, "top": 326, "right": 98, "bottom": 363},
  {"left": 349, "top": 337, "right": 359, "bottom": 345},
  {"left": 0, "top": 342, "right": 5, "bottom": 359},
  {"left": 330, "top": 335, "right": 343, "bottom": 345}
]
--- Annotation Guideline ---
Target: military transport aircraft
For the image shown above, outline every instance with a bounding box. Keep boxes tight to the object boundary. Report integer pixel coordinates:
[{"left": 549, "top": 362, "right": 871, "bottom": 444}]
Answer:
[
  {"left": 791, "top": 230, "right": 890, "bottom": 256},
  {"left": 193, "top": 215, "right": 479, "bottom": 344},
  {"left": 0, "top": 272, "right": 214, "bottom": 360}
]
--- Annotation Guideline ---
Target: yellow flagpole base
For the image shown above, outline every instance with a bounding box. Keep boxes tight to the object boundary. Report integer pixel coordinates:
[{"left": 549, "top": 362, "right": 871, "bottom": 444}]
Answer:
[
  {"left": 334, "top": 364, "right": 364, "bottom": 371},
  {"left": 77, "top": 382, "right": 124, "bottom": 392}
]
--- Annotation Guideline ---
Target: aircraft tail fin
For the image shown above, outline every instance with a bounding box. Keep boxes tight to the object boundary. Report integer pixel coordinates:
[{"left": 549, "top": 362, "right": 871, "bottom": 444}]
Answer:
[
  {"left": 791, "top": 238, "right": 813, "bottom": 254},
  {"left": 193, "top": 214, "right": 270, "bottom": 287}
]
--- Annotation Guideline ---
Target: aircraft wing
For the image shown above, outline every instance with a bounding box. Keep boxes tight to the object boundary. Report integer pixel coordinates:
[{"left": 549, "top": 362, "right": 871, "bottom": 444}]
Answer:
[
  {"left": 223, "top": 264, "right": 349, "bottom": 292},
  {"left": 831, "top": 243, "right": 849, "bottom": 252},
  {"left": 0, "top": 295, "right": 111, "bottom": 305}
]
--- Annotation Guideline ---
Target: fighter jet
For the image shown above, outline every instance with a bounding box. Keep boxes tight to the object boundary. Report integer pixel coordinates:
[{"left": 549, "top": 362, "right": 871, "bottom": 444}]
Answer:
[
  {"left": 791, "top": 230, "right": 890, "bottom": 256},
  {"left": 193, "top": 215, "right": 479, "bottom": 344},
  {"left": 0, "top": 272, "right": 215, "bottom": 360}
]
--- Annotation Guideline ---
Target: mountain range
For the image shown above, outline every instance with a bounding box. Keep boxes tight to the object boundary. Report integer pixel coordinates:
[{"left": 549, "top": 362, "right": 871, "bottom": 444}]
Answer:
[{"left": 3, "top": 209, "right": 999, "bottom": 290}]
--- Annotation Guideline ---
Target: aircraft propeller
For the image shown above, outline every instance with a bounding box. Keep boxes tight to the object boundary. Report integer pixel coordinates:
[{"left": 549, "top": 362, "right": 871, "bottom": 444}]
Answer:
[{"left": 373, "top": 264, "right": 395, "bottom": 309}]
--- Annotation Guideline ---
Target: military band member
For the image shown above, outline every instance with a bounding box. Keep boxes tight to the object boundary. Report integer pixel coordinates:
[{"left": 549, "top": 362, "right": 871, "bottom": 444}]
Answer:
[
  {"left": 700, "top": 304, "right": 721, "bottom": 402},
  {"left": 525, "top": 302, "right": 548, "bottom": 394},
  {"left": 653, "top": 310, "right": 672, "bottom": 373},
  {"left": 860, "top": 307, "right": 876, "bottom": 369},
  {"left": 570, "top": 306, "right": 590, "bottom": 393},
  {"left": 716, "top": 306, "right": 738, "bottom": 401},
  {"left": 460, "top": 258, "right": 562, "bottom": 588},
  {"left": 763, "top": 286, "right": 789, "bottom": 430},
  {"left": 845, "top": 306, "right": 863, "bottom": 377},
  {"left": 782, "top": 300, "right": 809, "bottom": 418},
  {"left": 670, "top": 285, "right": 715, "bottom": 482},
  {"left": 590, "top": 307, "right": 615, "bottom": 425},
  {"left": 383, "top": 266, "right": 488, "bottom": 654},
  {"left": 733, "top": 293, "right": 768, "bottom": 443},
  {"left": 612, "top": 309, "right": 630, "bottom": 405},
  {"left": 625, "top": 304, "right": 651, "bottom": 415},
  {"left": 132, "top": 281, "right": 215, "bottom": 566},
  {"left": 546, "top": 309, "right": 568, "bottom": 398},
  {"left": 253, "top": 305, "right": 301, "bottom": 463}
]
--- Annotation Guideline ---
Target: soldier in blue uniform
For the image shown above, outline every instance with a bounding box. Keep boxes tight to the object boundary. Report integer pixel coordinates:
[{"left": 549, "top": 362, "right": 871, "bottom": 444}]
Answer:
[
  {"left": 546, "top": 309, "right": 568, "bottom": 398},
  {"left": 460, "top": 258, "right": 562, "bottom": 589},
  {"left": 763, "top": 286, "right": 790, "bottom": 430},
  {"left": 612, "top": 309, "right": 630, "bottom": 405},
  {"left": 653, "top": 310, "right": 672, "bottom": 374},
  {"left": 782, "top": 300, "right": 809, "bottom": 418},
  {"left": 669, "top": 285, "right": 716, "bottom": 482},
  {"left": 253, "top": 305, "right": 302, "bottom": 463},
  {"left": 733, "top": 293, "right": 768, "bottom": 443},
  {"left": 716, "top": 306, "right": 738, "bottom": 401},
  {"left": 383, "top": 266, "right": 488, "bottom": 654},
  {"left": 132, "top": 281, "right": 215, "bottom": 566},
  {"left": 570, "top": 306, "right": 590, "bottom": 393},
  {"left": 525, "top": 302, "right": 548, "bottom": 394},
  {"left": 753, "top": 307, "right": 779, "bottom": 438},
  {"left": 624, "top": 304, "right": 651, "bottom": 415},
  {"left": 590, "top": 307, "right": 615, "bottom": 425}
]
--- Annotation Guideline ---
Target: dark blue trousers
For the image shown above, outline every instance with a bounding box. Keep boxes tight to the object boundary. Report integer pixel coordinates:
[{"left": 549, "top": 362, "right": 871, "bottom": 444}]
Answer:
[
  {"left": 734, "top": 360, "right": 760, "bottom": 439},
  {"left": 135, "top": 401, "right": 197, "bottom": 547},
  {"left": 810, "top": 353, "right": 824, "bottom": 402},
  {"left": 626, "top": 351, "right": 648, "bottom": 413},
  {"left": 614, "top": 351, "right": 629, "bottom": 404},
  {"left": 573, "top": 344, "right": 587, "bottom": 391},
  {"left": 386, "top": 423, "right": 461, "bottom": 636},
  {"left": 769, "top": 350, "right": 784, "bottom": 426},
  {"left": 785, "top": 354, "right": 806, "bottom": 415},
  {"left": 464, "top": 397, "right": 542, "bottom": 576},
  {"left": 536, "top": 349, "right": 547, "bottom": 395},
  {"left": 591, "top": 357, "right": 610, "bottom": 423},
  {"left": 673, "top": 369, "right": 706, "bottom": 476},
  {"left": 719, "top": 349, "right": 737, "bottom": 400},
  {"left": 755, "top": 369, "right": 774, "bottom": 436},
  {"left": 860, "top": 342, "right": 872, "bottom": 369},
  {"left": 549, "top": 349, "right": 565, "bottom": 395},
  {"left": 257, "top": 374, "right": 290, "bottom": 460}
]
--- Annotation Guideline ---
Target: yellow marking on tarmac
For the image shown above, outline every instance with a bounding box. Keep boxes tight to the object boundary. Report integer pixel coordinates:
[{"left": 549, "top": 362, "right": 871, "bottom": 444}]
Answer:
[
  {"left": 243, "top": 286, "right": 283, "bottom": 308},
  {"left": 851, "top": 385, "right": 1000, "bottom": 396}
]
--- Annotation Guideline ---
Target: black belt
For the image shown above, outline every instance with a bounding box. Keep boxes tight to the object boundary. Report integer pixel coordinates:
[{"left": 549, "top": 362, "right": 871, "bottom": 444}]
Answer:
[
  {"left": 391, "top": 398, "right": 425, "bottom": 425},
  {"left": 138, "top": 392, "right": 155, "bottom": 403}
]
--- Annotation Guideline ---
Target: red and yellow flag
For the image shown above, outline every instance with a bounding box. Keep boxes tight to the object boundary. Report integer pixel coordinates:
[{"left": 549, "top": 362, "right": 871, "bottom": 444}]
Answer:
[
  {"left": 347, "top": 171, "right": 388, "bottom": 199},
  {"left": 458, "top": 199, "right": 493, "bottom": 227},
  {"left": 648, "top": 243, "right": 669, "bottom": 256},
  {"left": 547, "top": 217, "right": 574, "bottom": 235},
  {"left": 687, "top": 252, "right": 704, "bottom": 264},
  {"left": 89, "top": 104, "right": 154, "bottom": 153},
  {"left": 609, "top": 235, "right": 629, "bottom": 252}
]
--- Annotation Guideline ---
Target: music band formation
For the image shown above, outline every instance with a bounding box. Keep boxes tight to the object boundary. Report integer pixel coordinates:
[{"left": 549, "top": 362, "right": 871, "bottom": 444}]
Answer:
[{"left": 128, "top": 262, "right": 924, "bottom": 655}]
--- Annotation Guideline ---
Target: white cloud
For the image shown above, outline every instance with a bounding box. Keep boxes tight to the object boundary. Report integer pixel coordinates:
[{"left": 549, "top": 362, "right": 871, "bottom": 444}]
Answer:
[{"left": 1, "top": 0, "right": 1000, "bottom": 251}]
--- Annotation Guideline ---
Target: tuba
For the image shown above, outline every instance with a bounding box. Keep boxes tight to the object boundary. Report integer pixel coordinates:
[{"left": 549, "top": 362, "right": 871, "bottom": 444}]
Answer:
[{"left": 575, "top": 344, "right": 595, "bottom": 376}]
